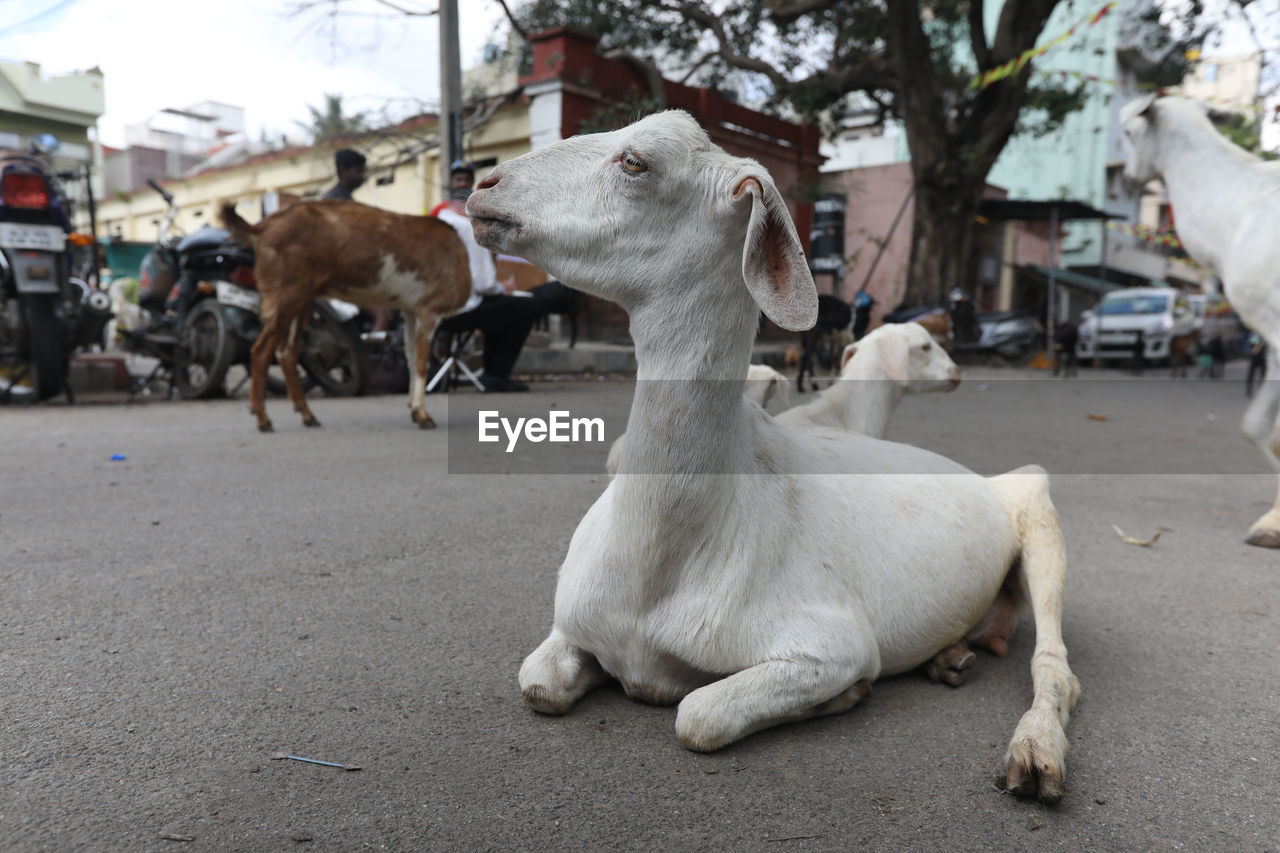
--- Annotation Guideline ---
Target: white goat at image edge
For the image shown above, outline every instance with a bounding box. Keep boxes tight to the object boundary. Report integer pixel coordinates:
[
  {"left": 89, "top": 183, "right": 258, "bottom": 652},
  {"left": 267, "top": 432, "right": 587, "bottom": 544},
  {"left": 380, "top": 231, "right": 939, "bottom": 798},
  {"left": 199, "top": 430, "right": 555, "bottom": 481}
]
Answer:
[
  {"left": 1121, "top": 94, "right": 1280, "bottom": 547},
  {"left": 467, "top": 110, "right": 1080, "bottom": 803}
]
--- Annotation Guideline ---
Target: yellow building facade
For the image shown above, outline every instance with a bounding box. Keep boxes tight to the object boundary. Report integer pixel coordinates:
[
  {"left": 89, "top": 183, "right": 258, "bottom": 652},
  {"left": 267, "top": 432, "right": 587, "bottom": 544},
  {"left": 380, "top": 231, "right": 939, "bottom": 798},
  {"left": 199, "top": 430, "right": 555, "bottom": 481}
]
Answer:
[{"left": 94, "top": 101, "right": 530, "bottom": 242}]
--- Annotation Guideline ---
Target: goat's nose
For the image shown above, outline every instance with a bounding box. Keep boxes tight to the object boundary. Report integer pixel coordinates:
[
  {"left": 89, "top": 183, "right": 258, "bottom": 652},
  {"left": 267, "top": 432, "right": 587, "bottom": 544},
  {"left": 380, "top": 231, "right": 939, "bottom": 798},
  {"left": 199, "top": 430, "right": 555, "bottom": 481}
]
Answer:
[{"left": 477, "top": 172, "right": 500, "bottom": 190}]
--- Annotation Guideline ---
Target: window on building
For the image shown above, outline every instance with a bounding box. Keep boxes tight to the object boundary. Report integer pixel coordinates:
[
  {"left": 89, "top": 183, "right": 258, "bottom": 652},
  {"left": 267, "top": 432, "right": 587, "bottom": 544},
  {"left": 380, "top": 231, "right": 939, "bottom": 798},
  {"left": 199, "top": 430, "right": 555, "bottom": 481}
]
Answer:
[{"left": 1204, "top": 63, "right": 1218, "bottom": 83}]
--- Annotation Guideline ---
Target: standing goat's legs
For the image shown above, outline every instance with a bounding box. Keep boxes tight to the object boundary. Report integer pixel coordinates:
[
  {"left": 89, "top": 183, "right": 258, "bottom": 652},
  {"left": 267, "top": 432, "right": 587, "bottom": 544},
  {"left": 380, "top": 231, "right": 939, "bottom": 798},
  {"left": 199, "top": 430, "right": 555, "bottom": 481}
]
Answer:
[
  {"left": 249, "top": 324, "right": 279, "bottom": 432},
  {"left": 405, "top": 308, "right": 439, "bottom": 429},
  {"left": 674, "top": 623, "right": 879, "bottom": 752},
  {"left": 990, "top": 466, "right": 1080, "bottom": 804},
  {"left": 520, "top": 629, "right": 608, "bottom": 715},
  {"left": 1243, "top": 345, "right": 1280, "bottom": 547},
  {"left": 277, "top": 317, "right": 319, "bottom": 428}
]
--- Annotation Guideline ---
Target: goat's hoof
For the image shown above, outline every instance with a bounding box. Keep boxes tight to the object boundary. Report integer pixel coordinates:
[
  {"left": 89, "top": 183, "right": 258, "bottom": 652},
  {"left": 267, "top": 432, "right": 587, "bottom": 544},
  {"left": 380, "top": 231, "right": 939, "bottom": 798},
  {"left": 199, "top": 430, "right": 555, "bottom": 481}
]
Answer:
[
  {"left": 302, "top": 415, "right": 322, "bottom": 428},
  {"left": 1245, "top": 522, "right": 1280, "bottom": 548},
  {"left": 414, "top": 413, "right": 437, "bottom": 430},
  {"left": 1002, "top": 761, "right": 1066, "bottom": 805},
  {"left": 258, "top": 422, "right": 274, "bottom": 433},
  {"left": 521, "top": 685, "right": 572, "bottom": 716},
  {"left": 924, "top": 643, "right": 977, "bottom": 687},
  {"left": 1003, "top": 710, "right": 1070, "bottom": 804}
]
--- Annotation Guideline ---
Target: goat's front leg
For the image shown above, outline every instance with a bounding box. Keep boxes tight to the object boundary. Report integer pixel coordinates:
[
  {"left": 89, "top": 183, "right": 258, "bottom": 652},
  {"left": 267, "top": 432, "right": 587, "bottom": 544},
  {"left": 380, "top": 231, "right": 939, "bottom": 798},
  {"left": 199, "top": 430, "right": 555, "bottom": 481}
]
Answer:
[
  {"left": 519, "top": 629, "right": 608, "bottom": 715},
  {"left": 675, "top": 627, "right": 879, "bottom": 752},
  {"left": 1242, "top": 345, "right": 1280, "bottom": 546}
]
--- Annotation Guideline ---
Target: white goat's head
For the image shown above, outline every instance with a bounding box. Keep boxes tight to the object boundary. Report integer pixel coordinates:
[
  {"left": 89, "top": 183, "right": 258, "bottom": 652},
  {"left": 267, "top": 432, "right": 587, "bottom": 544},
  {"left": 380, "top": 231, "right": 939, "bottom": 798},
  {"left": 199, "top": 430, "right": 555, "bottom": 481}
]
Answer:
[
  {"left": 840, "top": 322, "right": 961, "bottom": 392},
  {"left": 1119, "top": 93, "right": 1162, "bottom": 186},
  {"left": 467, "top": 110, "right": 818, "bottom": 331},
  {"left": 1121, "top": 95, "right": 1221, "bottom": 186}
]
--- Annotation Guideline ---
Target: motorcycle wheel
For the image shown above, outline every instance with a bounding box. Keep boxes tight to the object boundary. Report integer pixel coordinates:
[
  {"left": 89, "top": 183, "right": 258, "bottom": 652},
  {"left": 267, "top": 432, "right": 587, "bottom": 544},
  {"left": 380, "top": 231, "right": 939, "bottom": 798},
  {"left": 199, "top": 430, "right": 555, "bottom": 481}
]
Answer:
[
  {"left": 176, "top": 300, "right": 235, "bottom": 399},
  {"left": 298, "top": 301, "right": 369, "bottom": 397},
  {"left": 15, "top": 293, "right": 68, "bottom": 401}
]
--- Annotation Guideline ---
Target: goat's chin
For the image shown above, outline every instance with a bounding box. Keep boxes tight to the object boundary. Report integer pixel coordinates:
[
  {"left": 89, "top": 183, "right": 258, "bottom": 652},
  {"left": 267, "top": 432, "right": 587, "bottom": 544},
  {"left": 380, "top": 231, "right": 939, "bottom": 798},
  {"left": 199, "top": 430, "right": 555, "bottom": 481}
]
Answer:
[{"left": 470, "top": 217, "right": 518, "bottom": 252}]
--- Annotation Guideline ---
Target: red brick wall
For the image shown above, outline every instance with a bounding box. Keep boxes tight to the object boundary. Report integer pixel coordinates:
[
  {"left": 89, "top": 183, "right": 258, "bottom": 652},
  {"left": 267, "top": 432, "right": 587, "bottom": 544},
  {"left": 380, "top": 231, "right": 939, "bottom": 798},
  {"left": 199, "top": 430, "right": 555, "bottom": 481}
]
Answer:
[{"left": 521, "top": 29, "right": 824, "bottom": 340}]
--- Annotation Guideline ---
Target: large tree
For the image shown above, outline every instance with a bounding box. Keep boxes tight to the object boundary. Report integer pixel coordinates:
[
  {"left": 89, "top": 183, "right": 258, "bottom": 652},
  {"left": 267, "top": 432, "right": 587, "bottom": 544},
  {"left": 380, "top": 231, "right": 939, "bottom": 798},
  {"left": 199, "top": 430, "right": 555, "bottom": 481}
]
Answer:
[{"left": 499, "top": 0, "right": 1194, "bottom": 306}]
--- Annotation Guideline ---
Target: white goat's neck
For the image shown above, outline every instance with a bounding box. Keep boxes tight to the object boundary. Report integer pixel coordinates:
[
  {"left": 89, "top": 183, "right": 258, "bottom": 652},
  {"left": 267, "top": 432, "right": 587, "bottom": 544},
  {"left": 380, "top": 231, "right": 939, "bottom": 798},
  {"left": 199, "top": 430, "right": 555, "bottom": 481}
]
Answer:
[
  {"left": 798, "top": 355, "right": 904, "bottom": 438},
  {"left": 1154, "top": 112, "right": 1263, "bottom": 275},
  {"left": 836, "top": 356, "right": 905, "bottom": 439},
  {"left": 614, "top": 261, "right": 761, "bottom": 505}
]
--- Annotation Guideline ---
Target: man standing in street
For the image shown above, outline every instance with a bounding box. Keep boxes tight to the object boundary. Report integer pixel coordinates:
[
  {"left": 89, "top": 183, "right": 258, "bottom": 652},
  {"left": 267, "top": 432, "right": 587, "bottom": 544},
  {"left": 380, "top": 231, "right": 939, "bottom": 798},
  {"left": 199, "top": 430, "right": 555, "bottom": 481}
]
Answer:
[{"left": 324, "top": 149, "right": 367, "bottom": 200}]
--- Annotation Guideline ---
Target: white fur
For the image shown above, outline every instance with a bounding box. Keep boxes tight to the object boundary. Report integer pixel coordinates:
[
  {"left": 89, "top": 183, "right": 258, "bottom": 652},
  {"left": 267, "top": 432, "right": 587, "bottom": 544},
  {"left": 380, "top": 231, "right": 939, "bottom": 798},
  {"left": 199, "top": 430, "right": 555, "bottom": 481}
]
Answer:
[
  {"left": 1122, "top": 95, "right": 1280, "bottom": 546},
  {"left": 468, "top": 111, "right": 1079, "bottom": 800},
  {"left": 775, "top": 322, "right": 960, "bottom": 437},
  {"left": 604, "top": 363, "right": 791, "bottom": 478}
]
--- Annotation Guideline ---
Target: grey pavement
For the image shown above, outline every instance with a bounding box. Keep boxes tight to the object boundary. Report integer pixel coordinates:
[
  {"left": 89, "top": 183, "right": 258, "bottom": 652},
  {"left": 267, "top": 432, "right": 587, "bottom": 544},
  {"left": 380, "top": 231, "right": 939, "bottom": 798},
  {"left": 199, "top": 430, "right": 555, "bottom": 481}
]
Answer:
[{"left": 1, "top": 367, "right": 1277, "bottom": 851}]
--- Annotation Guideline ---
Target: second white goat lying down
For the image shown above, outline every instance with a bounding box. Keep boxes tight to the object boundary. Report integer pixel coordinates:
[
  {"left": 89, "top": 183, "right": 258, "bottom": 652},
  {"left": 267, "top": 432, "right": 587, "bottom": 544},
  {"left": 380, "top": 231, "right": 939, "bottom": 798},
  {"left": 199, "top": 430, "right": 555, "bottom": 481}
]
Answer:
[
  {"left": 468, "top": 110, "right": 1079, "bottom": 803},
  {"left": 775, "top": 322, "right": 960, "bottom": 438}
]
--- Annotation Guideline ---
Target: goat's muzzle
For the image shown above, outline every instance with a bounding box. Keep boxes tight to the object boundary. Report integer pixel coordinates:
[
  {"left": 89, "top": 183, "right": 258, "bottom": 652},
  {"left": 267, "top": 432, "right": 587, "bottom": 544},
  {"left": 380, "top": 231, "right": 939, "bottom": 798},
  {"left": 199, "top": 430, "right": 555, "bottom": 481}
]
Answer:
[{"left": 467, "top": 202, "right": 519, "bottom": 250}]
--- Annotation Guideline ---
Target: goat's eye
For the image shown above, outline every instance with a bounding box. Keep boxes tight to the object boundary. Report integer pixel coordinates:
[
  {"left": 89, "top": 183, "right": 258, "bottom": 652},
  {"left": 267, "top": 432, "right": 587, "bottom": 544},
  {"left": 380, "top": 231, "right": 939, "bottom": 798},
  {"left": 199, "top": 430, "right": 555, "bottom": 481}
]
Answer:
[
  {"left": 620, "top": 152, "right": 647, "bottom": 174},
  {"left": 921, "top": 343, "right": 932, "bottom": 352}
]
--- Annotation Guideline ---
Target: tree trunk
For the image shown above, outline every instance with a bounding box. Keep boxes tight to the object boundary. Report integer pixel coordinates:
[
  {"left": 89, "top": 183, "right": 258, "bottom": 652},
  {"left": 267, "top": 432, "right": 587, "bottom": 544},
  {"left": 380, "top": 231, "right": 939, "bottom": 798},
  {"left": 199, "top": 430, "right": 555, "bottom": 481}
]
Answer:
[{"left": 901, "top": 164, "right": 984, "bottom": 308}]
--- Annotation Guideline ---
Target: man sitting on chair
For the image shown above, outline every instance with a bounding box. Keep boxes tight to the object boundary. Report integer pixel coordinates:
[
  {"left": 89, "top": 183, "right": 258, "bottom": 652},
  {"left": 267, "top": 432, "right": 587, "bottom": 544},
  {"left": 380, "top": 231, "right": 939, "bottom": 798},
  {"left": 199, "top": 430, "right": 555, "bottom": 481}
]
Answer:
[{"left": 436, "top": 188, "right": 540, "bottom": 392}]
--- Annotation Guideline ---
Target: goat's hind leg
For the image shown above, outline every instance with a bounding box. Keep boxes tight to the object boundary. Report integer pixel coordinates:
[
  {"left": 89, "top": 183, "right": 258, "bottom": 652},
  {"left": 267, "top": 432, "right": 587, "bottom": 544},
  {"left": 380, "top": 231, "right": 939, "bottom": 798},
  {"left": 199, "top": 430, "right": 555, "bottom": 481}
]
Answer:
[
  {"left": 249, "top": 325, "right": 278, "bottom": 432},
  {"left": 278, "top": 318, "right": 320, "bottom": 427},
  {"left": 990, "top": 466, "right": 1081, "bottom": 804},
  {"left": 924, "top": 642, "right": 976, "bottom": 687},
  {"left": 519, "top": 629, "right": 608, "bottom": 715},
  {"left": 924, "top": 579, "right": 1020, "bottom": 687},
  {"left": 404, "top": 310, "right": 438, "bottom": 429},
  {"left": 1242, "top": 344, "right": 1280, "bottom": 546}
]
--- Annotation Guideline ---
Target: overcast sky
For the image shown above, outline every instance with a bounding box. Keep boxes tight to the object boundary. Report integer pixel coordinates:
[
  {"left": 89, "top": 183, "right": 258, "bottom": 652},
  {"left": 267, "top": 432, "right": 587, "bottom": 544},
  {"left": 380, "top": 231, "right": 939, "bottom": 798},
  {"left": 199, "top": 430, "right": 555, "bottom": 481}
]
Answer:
[
  {"left": 3, "top": 0, "right": 1277, "bottom": 151},
  {"left": 0, "top": 0, "right": 509, "bottom": 147}
]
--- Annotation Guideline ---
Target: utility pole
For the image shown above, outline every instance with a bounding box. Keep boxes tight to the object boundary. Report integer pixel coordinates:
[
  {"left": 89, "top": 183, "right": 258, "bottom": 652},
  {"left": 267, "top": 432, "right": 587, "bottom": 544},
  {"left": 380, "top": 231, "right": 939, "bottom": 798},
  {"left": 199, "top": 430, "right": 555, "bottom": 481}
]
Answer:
[{"left": 438, "top": 0, "right": 463, "bottom": 199}]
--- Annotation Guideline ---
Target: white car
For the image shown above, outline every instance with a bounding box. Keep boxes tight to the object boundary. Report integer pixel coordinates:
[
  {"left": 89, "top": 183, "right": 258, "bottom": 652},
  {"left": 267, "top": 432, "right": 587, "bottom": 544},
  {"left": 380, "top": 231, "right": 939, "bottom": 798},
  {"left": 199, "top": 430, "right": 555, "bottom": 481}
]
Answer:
[{"left": 1076, "top": 287, "right": 1199, "bottom": 362}]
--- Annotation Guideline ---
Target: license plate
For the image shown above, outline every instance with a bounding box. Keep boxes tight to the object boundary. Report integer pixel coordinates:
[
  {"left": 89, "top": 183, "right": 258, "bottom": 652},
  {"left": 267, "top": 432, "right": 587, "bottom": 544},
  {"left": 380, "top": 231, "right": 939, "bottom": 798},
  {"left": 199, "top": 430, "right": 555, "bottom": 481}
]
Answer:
[
  {"left": 0, "top": 222, "right": 65, "bottom": 252},
  {"left": 216, "top": 280, "right": 261, "bottom": 313}
]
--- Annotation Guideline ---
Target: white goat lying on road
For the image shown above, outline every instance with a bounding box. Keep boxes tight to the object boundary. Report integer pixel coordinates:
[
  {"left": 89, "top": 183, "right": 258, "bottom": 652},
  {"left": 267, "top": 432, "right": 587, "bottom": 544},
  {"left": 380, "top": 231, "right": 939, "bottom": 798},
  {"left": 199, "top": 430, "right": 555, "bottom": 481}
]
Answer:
[
  {"left": 605, "top": 363, "right": 790, "bottom": 477},
  {"left": 776, "top": 322, "right": 960, "bottom": 437},
  {"left": 1122, "top": 94, "right": 1280, "bottom": 547},
  {"left": 469, "top": 111, "right": 1079, "bottom": 802}
]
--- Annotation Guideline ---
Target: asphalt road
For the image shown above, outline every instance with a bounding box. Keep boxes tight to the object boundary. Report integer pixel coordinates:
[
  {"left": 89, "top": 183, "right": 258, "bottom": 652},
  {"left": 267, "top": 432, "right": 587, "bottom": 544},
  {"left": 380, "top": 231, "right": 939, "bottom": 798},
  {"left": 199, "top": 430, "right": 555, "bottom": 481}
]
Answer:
[{"left": 1, "top": 368, "right": 1277, "bottom": 851}]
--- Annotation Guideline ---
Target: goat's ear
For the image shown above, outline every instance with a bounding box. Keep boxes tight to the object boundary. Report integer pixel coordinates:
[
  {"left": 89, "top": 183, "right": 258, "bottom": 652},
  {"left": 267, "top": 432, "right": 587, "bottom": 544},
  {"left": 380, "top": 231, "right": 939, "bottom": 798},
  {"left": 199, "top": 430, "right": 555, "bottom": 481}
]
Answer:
[
  {"left": 1119, "top": 92, "right": 1158, "bottom": 125},
  {"left": 839, "top": 342, "right": 857, "bottom": 371},
  {"left": 876, "top": 333, "right": 910, "bottom": 386},
  {"left": 733, "top": 173, "right": 818, "bottom": 332}
]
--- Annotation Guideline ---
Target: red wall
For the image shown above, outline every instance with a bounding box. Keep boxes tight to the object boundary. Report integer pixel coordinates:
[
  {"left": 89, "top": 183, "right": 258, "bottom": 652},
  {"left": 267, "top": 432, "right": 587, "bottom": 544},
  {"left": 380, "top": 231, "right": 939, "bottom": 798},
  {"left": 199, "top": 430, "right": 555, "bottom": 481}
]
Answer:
[{"left": 520, "top": 29, "right": 824, "bottom": 251}]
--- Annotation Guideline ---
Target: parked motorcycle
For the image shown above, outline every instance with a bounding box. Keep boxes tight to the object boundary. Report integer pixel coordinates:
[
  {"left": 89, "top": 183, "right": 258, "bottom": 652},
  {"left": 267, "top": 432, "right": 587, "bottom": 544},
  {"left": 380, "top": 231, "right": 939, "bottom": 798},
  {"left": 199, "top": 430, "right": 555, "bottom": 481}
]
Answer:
[
  {"left": 883, "top": 289, "right": 1040, "bottom": 366},
  {"left": 953, "top": 310, "right": 1040, "bottom": 366},
  {"left": 0, "top": 139, "right": 113, "bottom": 401},
  {"left": 125, "top": 181, "right": 368, "bottom": 399}
]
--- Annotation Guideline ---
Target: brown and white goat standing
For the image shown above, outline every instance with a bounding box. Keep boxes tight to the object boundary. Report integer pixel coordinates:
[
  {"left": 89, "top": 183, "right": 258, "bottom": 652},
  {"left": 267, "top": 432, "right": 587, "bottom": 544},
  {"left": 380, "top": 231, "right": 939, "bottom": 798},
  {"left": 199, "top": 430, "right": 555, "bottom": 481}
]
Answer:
[{"left": 220, "top": 200, "right": 470, "bottom": 431}]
